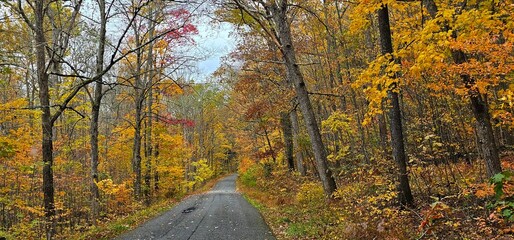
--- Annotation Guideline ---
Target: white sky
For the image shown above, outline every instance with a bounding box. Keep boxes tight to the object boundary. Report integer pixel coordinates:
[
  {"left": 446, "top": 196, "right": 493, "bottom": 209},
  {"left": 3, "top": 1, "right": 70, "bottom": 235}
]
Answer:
[{"left": 192, "top": 17, "right": 237, "bottom": 82}]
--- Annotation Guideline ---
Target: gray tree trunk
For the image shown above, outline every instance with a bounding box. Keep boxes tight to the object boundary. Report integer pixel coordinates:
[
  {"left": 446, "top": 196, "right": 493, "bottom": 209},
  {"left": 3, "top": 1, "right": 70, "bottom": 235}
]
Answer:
[
  {"left": 144, "top": 7, "right": 156, "bottom": 204},
  {"left": 290, "top": 109, "right": 306, "bottom": 175},
  {"left": 377, "top": 4, "right": 414, "bottom": 206},
  {"left": 132, "top": 24, "right": 144, "bottom": 200},
  {"left": 90, "top": 0, "right": 106, "bottom": 225},
  {"left": 270, "top": 1, "right": 336, "bottom": 196},
  {"left": 34, "top": 1, "right": 56, "bottom": 238},
  {"left": 281, "top": 112, "right": 295, "bottom": 171}
]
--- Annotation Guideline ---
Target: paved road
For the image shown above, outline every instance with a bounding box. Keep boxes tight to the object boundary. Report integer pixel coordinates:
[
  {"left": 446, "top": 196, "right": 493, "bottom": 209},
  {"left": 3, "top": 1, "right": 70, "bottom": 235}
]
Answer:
[{"left": 115, "top": 174, "right": 275, "bottom": 240}]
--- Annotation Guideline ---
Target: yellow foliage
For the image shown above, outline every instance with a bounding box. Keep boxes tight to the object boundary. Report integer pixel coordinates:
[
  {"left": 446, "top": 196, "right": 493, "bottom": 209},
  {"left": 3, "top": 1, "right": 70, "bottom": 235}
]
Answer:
[
  {"left": 97, "top": 179, "right": 134, "bottom": 215},
  {"left": 191, "top": 159, "right": 214, "bottom": 184},
  {"left": 295, "top": 182, "right": 324, "bottom": 206},
  {"left": 353, "top": 54, "right": 400, "bottom": 125}
]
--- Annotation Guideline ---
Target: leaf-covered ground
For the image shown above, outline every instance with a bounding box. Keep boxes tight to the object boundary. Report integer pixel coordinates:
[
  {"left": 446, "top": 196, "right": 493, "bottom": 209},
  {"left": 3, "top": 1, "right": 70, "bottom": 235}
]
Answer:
[{"left": 238, "top": 154, "right": 514, "bottom": 239}]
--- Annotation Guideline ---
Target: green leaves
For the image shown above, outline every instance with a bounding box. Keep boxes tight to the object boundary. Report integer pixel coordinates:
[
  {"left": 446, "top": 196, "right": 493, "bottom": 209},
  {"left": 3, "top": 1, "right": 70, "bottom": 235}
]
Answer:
[
  {"left": 490, "top": 171, "right": 513, "bottom": 199},
  {"left": 487, "top": 171, "right": 514, "bottom": 221},
  {"left": 0, "top": 141, "right": 15, "bottom": 158}
]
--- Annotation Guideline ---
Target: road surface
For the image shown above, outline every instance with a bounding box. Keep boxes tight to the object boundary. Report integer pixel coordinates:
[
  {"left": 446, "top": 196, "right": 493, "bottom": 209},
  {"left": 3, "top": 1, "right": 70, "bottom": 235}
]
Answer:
[{"left": 115, "top": 174, "right": 275, "bottom": 240}]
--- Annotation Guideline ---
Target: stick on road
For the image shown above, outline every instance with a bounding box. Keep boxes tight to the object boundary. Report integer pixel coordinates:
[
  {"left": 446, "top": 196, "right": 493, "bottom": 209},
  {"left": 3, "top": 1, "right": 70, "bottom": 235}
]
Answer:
[{"left": 115, "top": 174, "right": 275, "bottom": 240}]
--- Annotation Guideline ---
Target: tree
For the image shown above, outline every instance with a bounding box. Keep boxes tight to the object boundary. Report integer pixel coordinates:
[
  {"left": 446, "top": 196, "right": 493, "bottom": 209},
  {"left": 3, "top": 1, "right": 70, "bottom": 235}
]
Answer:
[
  {"left": 227, "top": 0, "right": 337, "bottom": 197},
  {"left": 422, "top": 0, "right": 502, "bottom": 177},
  {"left": 17, "top": 1, "right": 84, "bottom": 238},
  {"left": 89, "top": 0, "right": 107, "bottom": 225},
  {"left": 281, "top": 112, "right": 295, "bottom": 171},
  {"left": 290, "top": 109, "right": 306, "bottom": 175},
  {"left": 376, "top": 3, "right": 414, "bottom": 206}
]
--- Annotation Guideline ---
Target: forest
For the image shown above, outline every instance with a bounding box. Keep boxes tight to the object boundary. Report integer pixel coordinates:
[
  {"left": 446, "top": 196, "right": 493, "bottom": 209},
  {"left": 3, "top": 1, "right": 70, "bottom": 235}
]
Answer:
[{"left": 0, "top": 0, "right": 513, "bottom": 239}]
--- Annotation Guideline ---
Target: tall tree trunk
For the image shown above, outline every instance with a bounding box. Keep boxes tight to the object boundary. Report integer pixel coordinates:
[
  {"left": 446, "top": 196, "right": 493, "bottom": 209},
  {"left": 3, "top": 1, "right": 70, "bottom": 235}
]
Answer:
[
  {"left": 90, "top": 0, "right": 106, "bottom": 225},
  {"left": 263, "top": 127, "right": 277, "bottom": 164},
  {"left": 144, "top": 6, "right": 156, "bottom": 204},
  {"left": 132, "top": 26, "right": 144, "bottom": 199},
  {"left": 154, "top": 143, "right": 160, "bottom": 192},
  {"left": 34, "top": 1, "right": 55, "bottom": 238},
  {"left": 377, "top": 4, "right": 414, "bottom": 206},
  {"left": 133, "top": 97, "right": 143, "bottom": 199},
  {"left": 290, "top": 109, "right": 306, "bottom": 175},
  {"left": 281, "top": 112, "right": 295, "bottom": 171},
  {"left": 464, "top": 76, "right": 502, "bottom": 177},
  {"left": 270, "top": 1, "right": 336, "bottom": 196}
]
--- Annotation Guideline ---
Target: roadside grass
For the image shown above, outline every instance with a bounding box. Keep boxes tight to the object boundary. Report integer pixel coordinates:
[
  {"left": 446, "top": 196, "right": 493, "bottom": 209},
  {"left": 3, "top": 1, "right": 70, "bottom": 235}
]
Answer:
[
  {"left": 73, "top": 198, "right": 178, "bottom": 240},
  {"left": 242, "top": 194, "right": 264, "bottom": 210},
  {"left": 72, "top": 173, "right": 232, "bottom": 240}
]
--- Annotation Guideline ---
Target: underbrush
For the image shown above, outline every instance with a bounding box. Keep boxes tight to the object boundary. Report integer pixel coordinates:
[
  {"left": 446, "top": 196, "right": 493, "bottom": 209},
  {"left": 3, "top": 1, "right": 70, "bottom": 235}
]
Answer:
[{"left": 238, "top": 155, "right": 514, "bottom": 239}]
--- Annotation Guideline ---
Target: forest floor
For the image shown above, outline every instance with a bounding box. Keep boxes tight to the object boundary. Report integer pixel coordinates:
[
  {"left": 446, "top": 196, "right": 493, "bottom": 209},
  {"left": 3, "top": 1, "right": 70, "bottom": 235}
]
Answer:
[
  {"left": 238, "top": 153, "right": 514, "bottom": 239},
  {"left": 72, "top": 174, "right": 230, "bottom": 240}
]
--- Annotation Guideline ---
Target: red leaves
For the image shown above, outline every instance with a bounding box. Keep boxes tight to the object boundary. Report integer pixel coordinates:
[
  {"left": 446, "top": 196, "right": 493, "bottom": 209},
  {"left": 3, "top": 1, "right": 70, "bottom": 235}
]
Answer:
[
  {"left": 244, "top": 102, "right": 266, "bottom": 120},
  {"left": 158, "top": 114, "right": 195, "bottom": 127},
  {"left": 164, "top": 24, "right": 198, "bottom": 42},
  {"left": 163, "top": 9, "right": 198, "bottom": 44},
  {"left": 168, "top": 8, "right": 189, "bottom": 19}
]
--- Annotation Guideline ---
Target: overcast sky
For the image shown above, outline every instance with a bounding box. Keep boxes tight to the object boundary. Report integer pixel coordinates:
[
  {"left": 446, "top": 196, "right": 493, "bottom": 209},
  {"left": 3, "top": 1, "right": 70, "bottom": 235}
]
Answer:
[
  {"left": 192, "top": 16, "right": 237, "bottom": 82},
  {"left": 80, "top": 0, "right": 236, "bottom": 82}
]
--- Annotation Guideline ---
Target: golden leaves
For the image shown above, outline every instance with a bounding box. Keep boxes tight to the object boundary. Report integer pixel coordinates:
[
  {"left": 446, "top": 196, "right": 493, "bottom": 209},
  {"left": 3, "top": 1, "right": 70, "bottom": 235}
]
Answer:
[
  {"left": 353, "top": 53, "right": 400, "bottom": 125},
  {"left": 475, "top": 183, "right": 495, "bottom": 199}
]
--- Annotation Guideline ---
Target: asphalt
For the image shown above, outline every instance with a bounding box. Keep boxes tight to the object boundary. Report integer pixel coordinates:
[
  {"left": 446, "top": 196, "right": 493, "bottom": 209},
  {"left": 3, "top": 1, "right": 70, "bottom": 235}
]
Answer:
[{"left": 114, "top": 174, "right": 275, "bottom": 240}]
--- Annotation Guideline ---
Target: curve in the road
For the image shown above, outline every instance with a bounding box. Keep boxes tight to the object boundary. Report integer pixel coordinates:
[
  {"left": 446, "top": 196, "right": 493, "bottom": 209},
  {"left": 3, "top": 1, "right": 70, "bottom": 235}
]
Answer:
[{"left": 115, "top": 174, "right": 275, "bottom": 240}]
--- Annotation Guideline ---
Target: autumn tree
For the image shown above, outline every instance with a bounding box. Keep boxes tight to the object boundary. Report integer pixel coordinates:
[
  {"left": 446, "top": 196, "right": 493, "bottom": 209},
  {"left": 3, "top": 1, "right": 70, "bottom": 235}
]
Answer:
[
  {"left": 224, "top": 0, "right": 337, "bottom": 197},
  {"left": 376, "top": 3, "right": 414, "bottom": 206},
  {"left": 89, "top": 0, "right": 107, "bottom": 224},
  {"left": 9, "top": 1, "right": 84, "bottom": 238},
  {"left": 421, "top": 0, "right": 504, "bottom": 177}
]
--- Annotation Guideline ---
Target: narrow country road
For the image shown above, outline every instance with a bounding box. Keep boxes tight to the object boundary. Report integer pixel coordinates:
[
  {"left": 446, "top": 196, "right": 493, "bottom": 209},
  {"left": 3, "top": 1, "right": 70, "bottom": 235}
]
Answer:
[{"left": 115, "top": 174, "right": 275, "bottom": 240}]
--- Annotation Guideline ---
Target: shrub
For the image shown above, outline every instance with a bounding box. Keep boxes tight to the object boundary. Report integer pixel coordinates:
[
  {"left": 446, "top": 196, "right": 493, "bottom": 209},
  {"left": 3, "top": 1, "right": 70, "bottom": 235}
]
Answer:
[
  {"left": 488, "top": 171, "right": 514, "bottom": 221},
  {"left": 295, "top": 181, "right": 324, "bottom": 206},
  {"left": 240, "top": 165, "right": 259, "bottom": 187}
]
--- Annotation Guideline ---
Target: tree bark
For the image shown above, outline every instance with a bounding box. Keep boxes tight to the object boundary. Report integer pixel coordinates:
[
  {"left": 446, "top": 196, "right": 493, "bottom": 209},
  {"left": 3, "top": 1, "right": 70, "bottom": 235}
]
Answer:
[
  {"left": 132, "top": 24, "right": 144, "bottom": 200},
  {"left": 90, "top": 0, "right": 106, "bottom": 225},
  {"left": 34, "top": 1, "right": 56, "bottom": 238},
  {"left": 133, "top": 97, "right": 143, "bottom": 199},
  {"left": 263, "top": 127, "right": 277, "bottom": 164},
  {"left": 270, "top": 1, "right": 336, "bottom": 196},
  {"left": 144, "top": 6, "right": 156, "bottom": 204},
  {"left": 465, "top": 77, "right": 502, "bottom": 177},
  {"left": 290, "top": 109, "right": 306, "bottom": 175},
  {"left": 377, "top": 4, "right": 414, "bottom": 206},
  {"left": 281, "top": 112, "right": 295, "bottom": 171}
]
